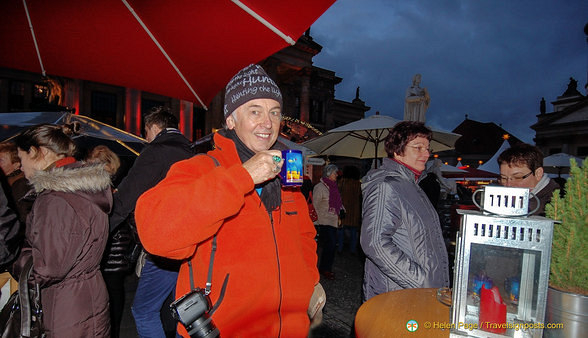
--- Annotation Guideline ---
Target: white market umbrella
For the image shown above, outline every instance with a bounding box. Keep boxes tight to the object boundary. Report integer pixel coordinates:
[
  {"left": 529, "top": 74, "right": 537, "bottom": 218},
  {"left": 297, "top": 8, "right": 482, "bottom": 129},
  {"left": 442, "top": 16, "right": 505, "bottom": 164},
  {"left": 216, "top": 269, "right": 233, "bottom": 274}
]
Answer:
[
  {"left": 301, "top": 114, "right": 461, "bottom": 166},
  {"left": 543, "top": 153, "right": 584, "bottom": 167},
  {"left": 478, "top": 139, "right": 510, "bottom": 174},
  {"left": 543, "top": 153, "right": 584, "bottom": 176},
  {"left": 277, "top": 136, "right": 317, "bottom": 158}
]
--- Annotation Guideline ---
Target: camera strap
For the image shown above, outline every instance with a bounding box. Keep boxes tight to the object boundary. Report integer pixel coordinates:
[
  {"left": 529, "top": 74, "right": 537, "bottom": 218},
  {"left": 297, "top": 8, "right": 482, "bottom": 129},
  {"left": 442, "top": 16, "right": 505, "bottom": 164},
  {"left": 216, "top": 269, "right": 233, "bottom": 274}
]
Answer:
[
  {"left": 187, "top": 236, "right": 230, "bottom": 316},
  {"left": 186, "top": 153, "right": 229, "bottom": 315}
]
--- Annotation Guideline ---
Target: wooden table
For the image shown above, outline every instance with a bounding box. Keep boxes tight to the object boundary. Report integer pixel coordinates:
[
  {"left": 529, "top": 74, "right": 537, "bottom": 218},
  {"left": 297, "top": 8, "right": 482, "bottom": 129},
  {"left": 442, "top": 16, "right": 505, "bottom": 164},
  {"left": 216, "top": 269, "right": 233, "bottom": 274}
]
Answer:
[{"left": 355, "top": 288, "right": 451, "bottom": 337}]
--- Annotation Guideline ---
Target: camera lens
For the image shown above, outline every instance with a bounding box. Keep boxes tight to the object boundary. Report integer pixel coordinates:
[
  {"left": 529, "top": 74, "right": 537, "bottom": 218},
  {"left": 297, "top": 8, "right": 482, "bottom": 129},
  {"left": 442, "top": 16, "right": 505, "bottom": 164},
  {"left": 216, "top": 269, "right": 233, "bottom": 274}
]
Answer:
[{"left": 188, "top": 314, "right": 219, "bottom": 338}]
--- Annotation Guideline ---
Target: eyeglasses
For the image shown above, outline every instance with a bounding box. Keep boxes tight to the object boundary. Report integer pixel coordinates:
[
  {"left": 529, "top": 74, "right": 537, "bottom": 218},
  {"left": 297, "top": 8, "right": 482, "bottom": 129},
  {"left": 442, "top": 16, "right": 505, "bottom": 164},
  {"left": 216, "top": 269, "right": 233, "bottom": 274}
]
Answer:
[
  {"left": 499, "top": 171, "right": 533, "bottom": 183},
  {"left": 406, "top": 145, "right": 432, "bottom": 153}
]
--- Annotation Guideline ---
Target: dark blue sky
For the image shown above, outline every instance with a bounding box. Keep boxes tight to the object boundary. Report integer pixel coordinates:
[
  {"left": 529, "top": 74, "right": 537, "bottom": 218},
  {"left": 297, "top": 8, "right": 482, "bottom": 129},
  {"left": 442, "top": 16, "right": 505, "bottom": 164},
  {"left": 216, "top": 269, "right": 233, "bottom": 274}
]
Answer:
[{"left": 310, "top": 0, "right": 588, "bottom": 143}]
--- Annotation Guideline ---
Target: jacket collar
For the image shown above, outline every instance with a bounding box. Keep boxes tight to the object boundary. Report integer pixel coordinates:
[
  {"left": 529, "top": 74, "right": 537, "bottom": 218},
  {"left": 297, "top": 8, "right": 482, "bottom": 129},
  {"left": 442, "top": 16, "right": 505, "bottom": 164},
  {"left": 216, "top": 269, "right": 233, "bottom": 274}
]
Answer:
[
  {"left": 152, "top": 128, "right": 183, "bottom": 144},
  {"left": 392, "top": 158, "right": 422, "bottom": 180},
  {"left": 29, "top": 161, "right": 111, "bottom": 194},
  {"left": 211, "top": 131, "right": 242, "bottom": 165},
  {"left": 380, "top": 157, "right": 419, "bottom": 182}
]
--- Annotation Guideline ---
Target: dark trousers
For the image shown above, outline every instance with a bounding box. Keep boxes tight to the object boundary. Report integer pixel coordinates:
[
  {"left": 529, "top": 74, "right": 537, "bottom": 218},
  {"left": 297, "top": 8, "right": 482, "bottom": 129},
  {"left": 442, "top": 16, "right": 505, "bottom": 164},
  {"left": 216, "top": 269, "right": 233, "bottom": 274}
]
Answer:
[
  {"left": 103, "top": 271, "right": 127, "bottom": 338},
  {"left": 318, "top": 225, "right": 338, "bottom": 272},
  {"left": 337, "top": 226, "right": 359, "bottom": 253}
]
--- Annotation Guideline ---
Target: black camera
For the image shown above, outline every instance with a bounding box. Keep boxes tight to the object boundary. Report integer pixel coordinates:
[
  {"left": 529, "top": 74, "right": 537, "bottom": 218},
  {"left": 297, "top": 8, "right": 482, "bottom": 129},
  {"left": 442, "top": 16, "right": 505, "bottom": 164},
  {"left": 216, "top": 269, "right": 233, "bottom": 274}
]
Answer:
[{"left": 170, "top": 288, "right": 219, "bottom": 338}]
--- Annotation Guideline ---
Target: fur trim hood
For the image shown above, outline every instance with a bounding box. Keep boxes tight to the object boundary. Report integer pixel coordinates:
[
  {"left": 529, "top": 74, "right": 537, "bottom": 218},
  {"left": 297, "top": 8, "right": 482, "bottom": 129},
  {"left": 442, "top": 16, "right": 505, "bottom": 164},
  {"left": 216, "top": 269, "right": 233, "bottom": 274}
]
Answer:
[{"left": 29, "top": 163, "right": 111, "bottom": 194}]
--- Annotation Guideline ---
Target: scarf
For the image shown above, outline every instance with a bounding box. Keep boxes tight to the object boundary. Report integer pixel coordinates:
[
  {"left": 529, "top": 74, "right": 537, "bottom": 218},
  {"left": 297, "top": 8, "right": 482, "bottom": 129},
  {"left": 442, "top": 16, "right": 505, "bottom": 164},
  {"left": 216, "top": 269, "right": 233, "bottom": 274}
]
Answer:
[
  {"left": 220, "top": 129, "right": 284, "bottom": 212},
  {"left": 321, "top": 177, "right": 343, "bottom": 214},
  {"left": 532, "top": 174, "right": 550, "bottom": 195},
  {"left": 55, "top": 157, "right": 76, "bottom": 168},
  {"left": 393, "top": 158, "right": 422, "bottom": 181}
]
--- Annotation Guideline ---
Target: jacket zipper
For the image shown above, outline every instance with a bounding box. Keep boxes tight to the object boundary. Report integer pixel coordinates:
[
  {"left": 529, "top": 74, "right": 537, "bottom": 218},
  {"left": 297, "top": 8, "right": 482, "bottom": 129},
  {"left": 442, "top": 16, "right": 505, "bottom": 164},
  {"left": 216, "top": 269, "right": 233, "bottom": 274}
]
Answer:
[{"left": 269, "top": 211, "right": 283, "bottom": 337}]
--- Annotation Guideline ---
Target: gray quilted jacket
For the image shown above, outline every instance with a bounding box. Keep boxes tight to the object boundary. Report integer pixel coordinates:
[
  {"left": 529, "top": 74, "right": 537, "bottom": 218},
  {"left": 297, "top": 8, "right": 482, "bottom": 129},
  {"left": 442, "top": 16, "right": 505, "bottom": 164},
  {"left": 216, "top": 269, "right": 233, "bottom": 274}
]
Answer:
[{"left": 360, "top": 158, "right": 449, "bottom": 301}]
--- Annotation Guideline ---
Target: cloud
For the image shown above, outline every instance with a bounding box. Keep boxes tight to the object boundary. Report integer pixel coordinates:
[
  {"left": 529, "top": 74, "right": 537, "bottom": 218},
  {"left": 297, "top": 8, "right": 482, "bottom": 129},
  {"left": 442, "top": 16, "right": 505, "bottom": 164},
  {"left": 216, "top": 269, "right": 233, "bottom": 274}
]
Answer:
[{"left": 311, "top": 0, "right": 588, "bottom": 143}]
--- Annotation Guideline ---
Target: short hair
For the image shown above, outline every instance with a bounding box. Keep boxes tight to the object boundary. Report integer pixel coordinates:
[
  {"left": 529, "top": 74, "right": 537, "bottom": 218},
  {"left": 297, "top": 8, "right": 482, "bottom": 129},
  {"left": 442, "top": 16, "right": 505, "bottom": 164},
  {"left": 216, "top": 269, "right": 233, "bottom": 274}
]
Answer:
[
  {"left": 384, "top": 121, "right": 432, "bottom": 158},
  {"left": 86, "top": 145, "right": 120, "bottom": 176},
  {"left": 323, "top": 164, "right": 339, "bottom": 178},
  {"left": 497, "top": 143, "right": 543, "bottom": 172},
  {"left": 144, "top": 106, "right": 178, "bottom": 130},
  {"left": 14, "top": 123, "right": 78, "bottom": 159},
  {"left": 0, "top": 142, "right": 20, "bottom": 164}
]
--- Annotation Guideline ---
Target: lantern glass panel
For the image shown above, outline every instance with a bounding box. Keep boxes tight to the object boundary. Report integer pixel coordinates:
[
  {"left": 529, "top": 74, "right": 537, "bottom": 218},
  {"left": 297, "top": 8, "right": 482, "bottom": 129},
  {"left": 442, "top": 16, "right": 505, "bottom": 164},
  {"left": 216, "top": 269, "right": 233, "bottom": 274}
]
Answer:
[{"left": 467, "top": 243, "right": 541, "bottom": 322}]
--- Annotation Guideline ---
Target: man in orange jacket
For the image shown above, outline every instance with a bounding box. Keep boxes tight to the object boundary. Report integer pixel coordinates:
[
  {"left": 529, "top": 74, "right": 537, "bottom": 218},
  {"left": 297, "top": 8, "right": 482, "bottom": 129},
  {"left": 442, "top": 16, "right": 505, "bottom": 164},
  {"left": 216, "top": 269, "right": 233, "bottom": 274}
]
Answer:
[{"left": 135, "top": 64, "right": 322, "bottom": 337}]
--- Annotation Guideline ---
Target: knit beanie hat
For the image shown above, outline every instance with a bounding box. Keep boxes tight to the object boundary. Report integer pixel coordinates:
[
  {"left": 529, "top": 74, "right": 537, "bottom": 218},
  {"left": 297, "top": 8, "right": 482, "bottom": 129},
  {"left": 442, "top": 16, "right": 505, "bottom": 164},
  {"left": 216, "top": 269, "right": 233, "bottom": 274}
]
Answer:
[{"left": 223, "top": 64, "right": 283, "bottom": 118}]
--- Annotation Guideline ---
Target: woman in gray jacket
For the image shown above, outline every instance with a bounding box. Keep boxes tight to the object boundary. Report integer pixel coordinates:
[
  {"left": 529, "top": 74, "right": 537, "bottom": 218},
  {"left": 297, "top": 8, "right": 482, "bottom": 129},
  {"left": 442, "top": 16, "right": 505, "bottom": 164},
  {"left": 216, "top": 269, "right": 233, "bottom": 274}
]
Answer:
[{"left": 360, "top": 121, "right": 449, "bottom": 301}]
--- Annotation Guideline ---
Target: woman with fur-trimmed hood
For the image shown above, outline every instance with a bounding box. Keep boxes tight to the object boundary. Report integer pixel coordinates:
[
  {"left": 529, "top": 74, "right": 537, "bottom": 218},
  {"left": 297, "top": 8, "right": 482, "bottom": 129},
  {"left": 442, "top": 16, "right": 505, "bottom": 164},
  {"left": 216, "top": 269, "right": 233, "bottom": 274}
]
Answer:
[{"left": 12, "top": 123, "right": 112, "bottom": 337}]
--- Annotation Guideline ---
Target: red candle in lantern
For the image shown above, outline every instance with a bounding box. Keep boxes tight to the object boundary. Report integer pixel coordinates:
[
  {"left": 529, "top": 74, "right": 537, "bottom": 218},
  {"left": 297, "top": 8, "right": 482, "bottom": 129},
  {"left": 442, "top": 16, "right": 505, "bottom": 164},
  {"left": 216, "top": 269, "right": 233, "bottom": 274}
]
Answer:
[{"left": 479, "top": 284, "right": 507, "bottom": 334}]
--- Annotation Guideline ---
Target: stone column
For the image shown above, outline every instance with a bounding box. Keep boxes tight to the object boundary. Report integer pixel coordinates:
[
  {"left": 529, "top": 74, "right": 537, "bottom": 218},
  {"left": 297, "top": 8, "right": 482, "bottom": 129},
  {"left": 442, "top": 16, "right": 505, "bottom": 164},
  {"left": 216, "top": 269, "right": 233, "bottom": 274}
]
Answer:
[
  {"left": 62, "top": 79, "right": 81, "bottom": 113},
  {"left": 125, "top": 88, "right": 142, "bottom": 135},
  {"left": 299, "top": 67, "right": 311, "bottom": 122},
  {"left": 179, "top": 100, "right": 194, "bottom": 141}
]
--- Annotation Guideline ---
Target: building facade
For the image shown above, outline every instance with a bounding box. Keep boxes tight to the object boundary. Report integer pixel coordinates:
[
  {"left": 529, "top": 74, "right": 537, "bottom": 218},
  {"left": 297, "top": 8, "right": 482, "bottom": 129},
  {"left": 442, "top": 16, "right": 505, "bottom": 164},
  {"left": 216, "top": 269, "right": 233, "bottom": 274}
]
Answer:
[{"left": 531, "top": 77, "right": 588, "bottom": 157}]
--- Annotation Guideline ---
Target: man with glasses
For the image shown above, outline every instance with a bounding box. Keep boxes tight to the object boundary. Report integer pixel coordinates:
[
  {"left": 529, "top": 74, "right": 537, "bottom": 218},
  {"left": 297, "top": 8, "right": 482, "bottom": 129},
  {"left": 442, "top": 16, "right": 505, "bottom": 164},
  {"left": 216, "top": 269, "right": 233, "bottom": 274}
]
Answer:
[{"left": 497, "top": 143, "right": 561, "bottom": 216}]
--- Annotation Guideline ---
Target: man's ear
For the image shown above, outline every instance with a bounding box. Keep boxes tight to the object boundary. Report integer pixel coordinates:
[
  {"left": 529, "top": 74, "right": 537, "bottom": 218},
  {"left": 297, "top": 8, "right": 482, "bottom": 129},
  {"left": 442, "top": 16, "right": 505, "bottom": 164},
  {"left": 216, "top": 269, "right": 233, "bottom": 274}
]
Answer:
[
  {"left": 152, "top": 124, "right": 164, "bottom": 135},
  {"left": 535, "top": 167, "right": 544, "bottom": 180},
  {"left": 226, "top": 115, "right": 235, "bottom": 130}
]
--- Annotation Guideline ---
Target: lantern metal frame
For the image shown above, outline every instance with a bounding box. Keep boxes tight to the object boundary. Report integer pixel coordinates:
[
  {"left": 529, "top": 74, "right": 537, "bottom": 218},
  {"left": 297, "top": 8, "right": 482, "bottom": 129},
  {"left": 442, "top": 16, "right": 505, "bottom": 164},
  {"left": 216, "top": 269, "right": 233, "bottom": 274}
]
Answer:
[{"left": 450, "top": 186, "right": 555, "bottom": 338}]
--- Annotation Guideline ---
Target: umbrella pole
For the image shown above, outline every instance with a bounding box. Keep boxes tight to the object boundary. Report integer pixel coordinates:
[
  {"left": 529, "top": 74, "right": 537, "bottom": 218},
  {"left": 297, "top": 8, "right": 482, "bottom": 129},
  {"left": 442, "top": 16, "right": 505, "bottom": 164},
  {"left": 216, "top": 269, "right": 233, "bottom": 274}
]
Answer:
[
  {"left": 22, "top": 0, "right": 46, "bottom": 76},
  {"left": 121, "top": 0, "right": 206, "bottom": 108},
  {"left": 374, "top": 142, "right": 379, "bottom": 169},
  {"left": 115, "top": 140, "right": 140, "bottom": 156},
  {"left": 230, "top": 0, "right": 296, "bottom": 45}
]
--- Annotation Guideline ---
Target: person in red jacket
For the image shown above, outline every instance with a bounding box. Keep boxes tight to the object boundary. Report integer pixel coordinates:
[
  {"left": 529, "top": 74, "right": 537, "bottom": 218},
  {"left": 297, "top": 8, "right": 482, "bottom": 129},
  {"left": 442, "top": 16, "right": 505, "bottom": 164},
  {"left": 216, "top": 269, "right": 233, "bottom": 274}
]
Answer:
[{"left": 135, "top": 64, "right": 322, "bottom": 337}]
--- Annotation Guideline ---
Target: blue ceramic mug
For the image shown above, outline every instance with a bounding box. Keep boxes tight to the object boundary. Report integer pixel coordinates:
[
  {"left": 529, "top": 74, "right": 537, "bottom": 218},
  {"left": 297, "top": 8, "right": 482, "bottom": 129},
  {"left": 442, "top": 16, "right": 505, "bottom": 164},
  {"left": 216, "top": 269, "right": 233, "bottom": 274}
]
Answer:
[{"left": 280, "top": 149, "right": 303, "bottom": 186}]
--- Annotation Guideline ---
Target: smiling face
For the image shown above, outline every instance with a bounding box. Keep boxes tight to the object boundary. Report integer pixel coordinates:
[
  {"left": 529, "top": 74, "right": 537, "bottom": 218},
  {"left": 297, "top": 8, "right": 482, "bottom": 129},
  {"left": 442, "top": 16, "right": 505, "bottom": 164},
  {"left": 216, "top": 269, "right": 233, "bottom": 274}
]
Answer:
[
  {"left": 394, "top": 136, "right": 430, "bottom": 171},
  {"left": 225, "top": 98, "right": 281, "bottom": 153}
]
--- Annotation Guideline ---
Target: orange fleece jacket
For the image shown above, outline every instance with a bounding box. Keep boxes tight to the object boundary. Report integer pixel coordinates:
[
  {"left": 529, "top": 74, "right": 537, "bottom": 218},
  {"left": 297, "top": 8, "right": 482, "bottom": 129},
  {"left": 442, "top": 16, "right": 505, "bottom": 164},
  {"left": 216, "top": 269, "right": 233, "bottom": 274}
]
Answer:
[{"left": 135, "top": 133, "right": 319, "bottom": 337}]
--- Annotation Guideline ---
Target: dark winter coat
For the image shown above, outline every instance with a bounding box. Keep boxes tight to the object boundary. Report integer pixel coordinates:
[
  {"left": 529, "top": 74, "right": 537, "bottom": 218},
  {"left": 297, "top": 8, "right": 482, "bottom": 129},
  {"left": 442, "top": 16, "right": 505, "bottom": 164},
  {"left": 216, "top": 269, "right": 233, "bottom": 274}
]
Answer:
[
  {"left": 101, "top": 217, "right": 137, "bottom": 273},
  {"left": 6, "top": 170, "right": 33, "bottom": 223},
  {"left": 360, "top": 158, "right": 449, "bottom": 301},
  {"left": 109, "top": 128, "right": 194, "bottom": 233},
  {"left": 0, "top": 183, "right": 22, "bottom": 271},
  {"left": 13, "top": 159, "right": 112, "bottom": 337}
]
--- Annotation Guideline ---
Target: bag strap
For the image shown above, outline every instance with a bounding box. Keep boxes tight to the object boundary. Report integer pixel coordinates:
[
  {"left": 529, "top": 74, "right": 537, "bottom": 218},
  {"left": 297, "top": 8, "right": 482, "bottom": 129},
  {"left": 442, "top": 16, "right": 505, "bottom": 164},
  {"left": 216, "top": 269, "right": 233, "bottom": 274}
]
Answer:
[{"left": 19, "top": 256, "right": 35, "bottom": 337}]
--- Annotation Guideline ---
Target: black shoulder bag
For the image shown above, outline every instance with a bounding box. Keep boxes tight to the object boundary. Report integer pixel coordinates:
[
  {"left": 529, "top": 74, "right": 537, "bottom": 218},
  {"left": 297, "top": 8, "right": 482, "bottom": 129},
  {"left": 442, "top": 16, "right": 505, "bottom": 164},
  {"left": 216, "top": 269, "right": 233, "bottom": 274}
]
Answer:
[{"left": 0, "top": 256, "right": 45, "bottom": 338}]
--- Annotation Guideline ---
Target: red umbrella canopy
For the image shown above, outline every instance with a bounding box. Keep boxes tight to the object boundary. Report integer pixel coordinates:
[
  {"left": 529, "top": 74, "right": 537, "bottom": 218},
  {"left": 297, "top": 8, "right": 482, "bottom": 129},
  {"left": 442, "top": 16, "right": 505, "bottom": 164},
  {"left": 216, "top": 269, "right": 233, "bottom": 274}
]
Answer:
[{"left": 0, "top": 0, "right": 335, "bottom": 108}]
